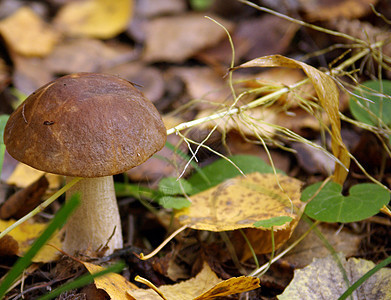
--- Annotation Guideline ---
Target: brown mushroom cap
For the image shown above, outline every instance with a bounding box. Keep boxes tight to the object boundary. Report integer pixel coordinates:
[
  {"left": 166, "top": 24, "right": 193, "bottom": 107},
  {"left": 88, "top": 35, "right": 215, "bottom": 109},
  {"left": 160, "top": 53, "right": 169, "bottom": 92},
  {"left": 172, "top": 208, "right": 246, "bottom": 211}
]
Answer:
[{"left": 4, "top": 73, "right": 167, "bottom": 177}]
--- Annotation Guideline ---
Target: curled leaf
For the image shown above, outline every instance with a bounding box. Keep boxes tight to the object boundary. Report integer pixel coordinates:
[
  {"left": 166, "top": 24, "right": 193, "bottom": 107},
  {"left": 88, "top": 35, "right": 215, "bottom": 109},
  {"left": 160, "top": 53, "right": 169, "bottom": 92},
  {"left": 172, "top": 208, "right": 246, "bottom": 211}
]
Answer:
[{"left": 231, "top": 55, "right": 350, "bottom": 184}]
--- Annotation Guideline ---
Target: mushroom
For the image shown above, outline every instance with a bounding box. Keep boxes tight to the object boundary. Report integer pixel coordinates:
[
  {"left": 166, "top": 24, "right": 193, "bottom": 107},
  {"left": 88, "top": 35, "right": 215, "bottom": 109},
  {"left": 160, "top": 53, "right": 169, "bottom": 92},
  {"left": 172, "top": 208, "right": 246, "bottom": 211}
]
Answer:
[{"left": 3, "top": 73, "right": 167, "bottom": 255}]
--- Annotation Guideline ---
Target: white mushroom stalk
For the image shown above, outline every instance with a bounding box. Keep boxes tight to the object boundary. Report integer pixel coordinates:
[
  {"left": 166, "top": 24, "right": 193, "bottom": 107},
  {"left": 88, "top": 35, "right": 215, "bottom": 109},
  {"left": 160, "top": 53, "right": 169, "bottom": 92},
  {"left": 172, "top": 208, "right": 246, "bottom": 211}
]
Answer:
[{"left": 64, "top": 176, "right": 123, "bottom": 254}]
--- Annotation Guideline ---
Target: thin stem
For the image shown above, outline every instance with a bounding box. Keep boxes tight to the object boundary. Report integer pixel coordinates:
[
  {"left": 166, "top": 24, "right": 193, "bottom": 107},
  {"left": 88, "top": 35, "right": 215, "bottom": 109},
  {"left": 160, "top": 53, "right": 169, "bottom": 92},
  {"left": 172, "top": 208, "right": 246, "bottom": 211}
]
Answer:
[
  {"left": 249, "top": 220, "right": 320, "bottom": 277},
  {"left": 139, "top": 225, "right": 188, "bottom": 260}
]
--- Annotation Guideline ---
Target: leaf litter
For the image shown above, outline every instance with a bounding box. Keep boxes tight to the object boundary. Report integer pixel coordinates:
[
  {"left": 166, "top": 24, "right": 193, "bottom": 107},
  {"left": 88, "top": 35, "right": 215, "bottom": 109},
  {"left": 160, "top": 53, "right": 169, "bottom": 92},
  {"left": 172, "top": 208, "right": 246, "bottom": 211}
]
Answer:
[{"left": 0, "top": 0, "right": 391, "bottom": 299}]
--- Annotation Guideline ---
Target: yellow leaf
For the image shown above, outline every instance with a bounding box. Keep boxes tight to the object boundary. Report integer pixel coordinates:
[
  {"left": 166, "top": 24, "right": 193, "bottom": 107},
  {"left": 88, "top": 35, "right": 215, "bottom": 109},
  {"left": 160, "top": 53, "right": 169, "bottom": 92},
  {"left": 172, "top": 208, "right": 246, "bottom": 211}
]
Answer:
[
  {"left": 175, "top": 172, "right": 302, "bottom": 231},
  {"left": 232, "top": 55, "right": 350, "bottom": 184},
  {"left": 54, "top": 0, "right": 133, "bottom": 39},
  {"left": 128, "top": 262, "right": 260, "bottom": 300},
  {"left": 6, "top": 163, "right": 62, "bottom": 189},
  {"left": 83, "top": 262, "right": 137, "bottom": 300},
  {"left": 0, "top": 7, "right": 59, "bottom": 56},
  {"left": 0, "top": 219, "right": 62, "bottom": 262}
]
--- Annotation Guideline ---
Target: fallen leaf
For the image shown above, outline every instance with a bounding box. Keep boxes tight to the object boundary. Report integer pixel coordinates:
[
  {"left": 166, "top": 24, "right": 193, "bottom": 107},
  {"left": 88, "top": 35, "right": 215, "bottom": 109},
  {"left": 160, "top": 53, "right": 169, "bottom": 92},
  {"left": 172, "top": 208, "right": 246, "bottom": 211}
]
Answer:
[
  {"left": 234, "top": 15, "right": 299, "bottom": 61},
  {"left": 291, "top": 141, "right": 335, "bottom": 175},
  {"left": 0, "top": 235, "right": 19, "bottom": 256},
  {"left": 136, "top": 0, "right": 186, "bottom": 18},
  {"left": 0, "top": 175, "right": 48, "bottom": 219},
  {"left": 281, "top": 220, "right": 363, "bottom": 268},
  {"left": 170, "top": 67, "right": 229, "bottom": 106},
  {"left": 0, "top": 219, "right": 62, "bottom": 262},
  {"left": 6, "top": 162, "right": 62, "bottom": 190},
  {"left": 176, "top": 172, "right": 302, "bottom": 231},
  {"left": 126, "top": 134, "right": 188, "bottom": 183},
  {"left": 44, "top": 38, "right": 135, "bottom": 74},
  {"left": 143, "top": 13, "right": 233, "bottom": 63},
  {"left": 12, "top": 54, "right": 54, "bottom": 95},
  {"left": 242, "top": 68, "right": 315, "bottom": 107},
  {"left": 231, "top": 225, "right": 300, "bottom": 261},
  {"left": 278, "top": 253, "right": 391, "bottom": 300},
  {"left": 300, "top": 0, "right": 378, "bottom": 21},
  {"left": 128, "top": 262, "right": 260, "bottom": 299},
  {"left": 54, "top": 0, "right": 134, "bottom": 39},
  {"left": 105, "top": 62, "right": 165, "bottom": 104},
  {"left": 232, "top": 54, "right": 350, "bottom": 185},
  {"left": 83, "top": 261, "right": 138, "bottom": 300},
  {"left": 0, "top": 7, "right": 59, "bottom": 56}
]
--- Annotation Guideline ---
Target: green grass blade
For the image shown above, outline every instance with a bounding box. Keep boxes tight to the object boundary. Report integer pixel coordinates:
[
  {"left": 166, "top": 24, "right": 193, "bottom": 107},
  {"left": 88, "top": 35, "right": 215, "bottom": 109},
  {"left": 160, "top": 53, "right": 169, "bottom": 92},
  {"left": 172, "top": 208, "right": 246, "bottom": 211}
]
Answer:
[
  {"left": 0, "top": 194, "right": 80, "bottom": 298},
  {"left": 40, "top": 261, "right": 125, "bottom": 300},
  {"left": 338, "top": 255, "right": 391, "bottom": 300}
]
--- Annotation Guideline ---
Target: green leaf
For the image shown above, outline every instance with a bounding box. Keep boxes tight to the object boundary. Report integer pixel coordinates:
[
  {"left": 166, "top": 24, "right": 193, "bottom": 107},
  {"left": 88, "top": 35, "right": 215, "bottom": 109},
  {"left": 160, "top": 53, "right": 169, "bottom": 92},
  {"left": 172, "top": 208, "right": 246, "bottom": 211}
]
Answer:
[
  {"left": 0, "top": 194, "right": 80, "bottom": 298},
  {"left": 158, "top": 177, "right": 193, "bottom": 195},
  {"left": 189, "top": 0, "right": 214, "bottom": 11},
  {"left": 349, "top": 80, "right": 391, "bottom": 126},
  {"left": 159, "top": 196, "right": 191, "bottom": 209},
  {"left": 254, "top": 216, "right": 293, "bottom": 228},
  {"left": 188, "top": 155, "right": 282, "bottom": 194},
  {"left": 302, "top": 182, "right": 390, "bottom": 223}
]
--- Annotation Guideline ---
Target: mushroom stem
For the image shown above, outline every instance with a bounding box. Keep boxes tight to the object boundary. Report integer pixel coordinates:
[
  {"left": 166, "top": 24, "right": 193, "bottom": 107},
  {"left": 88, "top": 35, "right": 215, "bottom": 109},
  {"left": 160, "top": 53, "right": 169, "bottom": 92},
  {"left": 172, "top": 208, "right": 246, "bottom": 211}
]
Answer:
[{"left": 63, "top": 176, "right": 123, "bottom": 255}]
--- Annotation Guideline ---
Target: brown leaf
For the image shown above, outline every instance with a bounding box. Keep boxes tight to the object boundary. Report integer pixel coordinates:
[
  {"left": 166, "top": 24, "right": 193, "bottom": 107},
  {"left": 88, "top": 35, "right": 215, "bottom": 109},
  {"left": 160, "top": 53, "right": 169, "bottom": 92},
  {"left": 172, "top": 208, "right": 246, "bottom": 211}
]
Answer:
[
  {"left": 44, "top": 38, "right": 135, "bottom": 74},
  {"left": 170, "top": 66, "right": 230, "bottom": 107},
  {"left": 232, "top": 55, "right": 350, "bottom": 184},
  {"left": 300, "top": 0, "right": 378, "bottom": 21},
  {"left": 280, "top": 220, "right": 363, "bottom": 268},
  {"left": 143, "top": 13, "right": 234, "bottom": 63},
  {"left": 0, "top": 7, "right": 59, "bottom": 56},
  {"left": 0, "top": 235, "right": 19, "bottom": 257},
  {"left": 12, "top": 54, "right": 54, "bottom": 95},
  {"left": 105, "top": 62, "right": 165, "bottom": 104},
  {"left": 136, "top": 0, "right": 186, "bottom": 18},
  {"left": 1, "top": 175, "right": 48, "bottom": 219},
  {"left": 235, "top": 15, "right": 299, "bottom": 61}
]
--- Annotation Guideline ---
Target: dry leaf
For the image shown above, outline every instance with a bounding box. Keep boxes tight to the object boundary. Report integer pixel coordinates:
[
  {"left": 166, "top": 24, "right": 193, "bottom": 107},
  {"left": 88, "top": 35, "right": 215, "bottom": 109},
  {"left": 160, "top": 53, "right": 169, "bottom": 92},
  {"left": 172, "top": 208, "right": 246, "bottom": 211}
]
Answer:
[
  {"left": 170, "top": 67, "right": 229, "bottom": 106},
  {"left": 45, "top": 38, "right": 135, "bottom": 74},
  {"left": 243, "top": 68, "right": 315, "bottom": 107},
  {"left": 231, "top": 225, "right": 300, "bottom": 262},
  {"left": 54, "top": 0, "right": 133, "bottom": 39},
  {"left": 128, "top": 262, "right": 260, "bottom": 299},
  {"left": 143, "top": 13, "right": 233, "bottom": 63},
  {"left": 83, "top": 261, "right": 138, "bottom": 300},
  {"left": 0, "top": 235, "right": 19, "bottom": 256},
  {"left": 136, "top": 0, "right": 186, "bottom": 18},
  {"left": 235, "top": 15, "right": 299, "bottom": 61},
  {"left": 0, "top": 175, "right": 48, "bottom": 219},
  {"left": 300, "top": 0, "right": 378, "bottom": 21},
  {"left": 6, "top": 162, "right": 62, "bottom": 189},
  {"left": 0, "top": 7, "right": 59, "bottom": 56},
  {"left": 278, "top": 253, "right": 391, "bottom": 300},
  {"left": 105, "top": 62, "right": 165, "bottom": 104},
  {"left": 126, "top": 134, "right": 188, "bottom": 183},
  {"left": 12, "top": 54, "right": 54, "bottom": 95},
  {"left": 232, "top": 55, "right": 350, "bottom": 184},
  {"left": 176, "top": 172, "right": 302, "bottom": 231},
  {"left": 0, "top": 219, "right": 62, "bottom": 262},
  {"left": 281, "top": 220, "right": 363, "bottom": 268}
]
